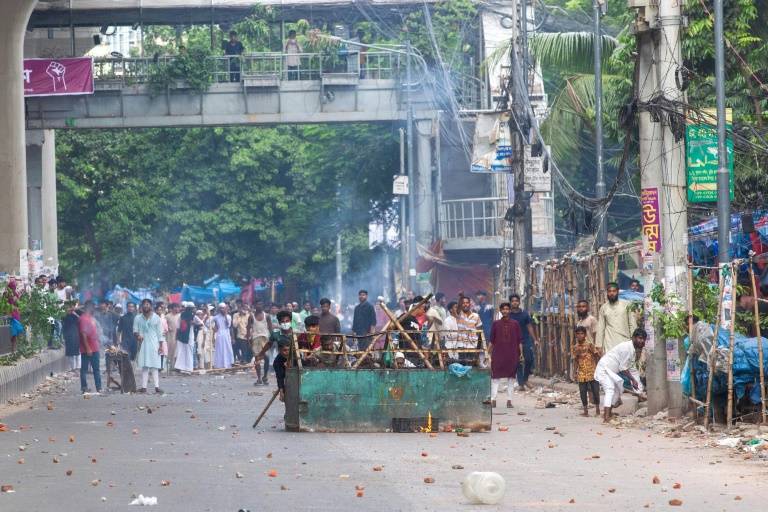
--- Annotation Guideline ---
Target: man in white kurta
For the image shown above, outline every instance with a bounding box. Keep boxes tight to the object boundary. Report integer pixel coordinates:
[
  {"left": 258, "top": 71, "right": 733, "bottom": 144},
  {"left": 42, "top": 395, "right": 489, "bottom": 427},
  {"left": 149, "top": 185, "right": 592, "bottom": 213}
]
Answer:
[
  {"left": 595, "top": 283, "right": 637, "bottom": 353},
  {"left": 134, "top": 298, "right": 164, "bottom": 394},
  {"left": 594, "top": 328, "right": 646, "bottom": 422}
]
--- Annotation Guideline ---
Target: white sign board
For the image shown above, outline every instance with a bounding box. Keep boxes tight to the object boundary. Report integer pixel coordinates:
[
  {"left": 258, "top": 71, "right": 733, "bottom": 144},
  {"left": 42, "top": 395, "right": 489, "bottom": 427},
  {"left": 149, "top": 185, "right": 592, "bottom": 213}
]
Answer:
[
  {"left": 530, "top": 192, "right": 556, "bottom": 248},
  {"left": 393, "top": 175, "right": 409, "bottom": 195},
  {"left": 523, "top": 146, "right": 551, "bottom": 192}
]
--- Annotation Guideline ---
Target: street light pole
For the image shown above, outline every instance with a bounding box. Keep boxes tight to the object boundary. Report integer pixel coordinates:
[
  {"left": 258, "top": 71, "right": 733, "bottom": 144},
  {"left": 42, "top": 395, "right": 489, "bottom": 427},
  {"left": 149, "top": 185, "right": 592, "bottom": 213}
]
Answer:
[
  {"left": 406, "top": 39, "right": 417, "bottom": 293},
  {"left": 713, "top": 0, "right": 730, "bottom": 264},
  {"left": 593, "top": 0, "right": 606, "bottom": 249}
]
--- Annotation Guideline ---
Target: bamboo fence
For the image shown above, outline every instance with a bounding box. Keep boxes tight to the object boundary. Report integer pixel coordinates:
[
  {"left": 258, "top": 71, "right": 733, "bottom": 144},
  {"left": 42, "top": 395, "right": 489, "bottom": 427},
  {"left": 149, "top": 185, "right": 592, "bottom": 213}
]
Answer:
[{"left": 528, "top": 241, "right": 642, "bottom": 379}]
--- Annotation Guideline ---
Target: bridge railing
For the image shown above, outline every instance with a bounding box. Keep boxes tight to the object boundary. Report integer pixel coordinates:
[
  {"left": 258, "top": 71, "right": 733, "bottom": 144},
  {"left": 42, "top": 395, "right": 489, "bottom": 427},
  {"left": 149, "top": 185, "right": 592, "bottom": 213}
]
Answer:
[{"left": 92, "top": 52, "right": 402, "bottom": 86}]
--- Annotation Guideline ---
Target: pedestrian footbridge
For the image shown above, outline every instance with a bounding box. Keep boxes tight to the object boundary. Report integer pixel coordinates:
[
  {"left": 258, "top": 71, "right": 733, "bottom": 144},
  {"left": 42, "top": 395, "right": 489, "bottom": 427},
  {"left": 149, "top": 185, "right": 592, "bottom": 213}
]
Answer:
[{"left": 24, "top": 53, "right": 479, "bottom": 129}]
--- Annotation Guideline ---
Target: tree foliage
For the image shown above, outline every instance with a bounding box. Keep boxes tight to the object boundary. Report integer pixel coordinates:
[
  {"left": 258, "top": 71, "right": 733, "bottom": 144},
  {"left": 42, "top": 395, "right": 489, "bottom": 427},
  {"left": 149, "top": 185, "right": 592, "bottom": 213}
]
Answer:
[
  {"left": 537, "top": 0, "right": 768, "bottom": 245},
  {"left": 682, "top": 0, "right": 768, "bottom": 209},
  {"left": 56, "top": 125, "right": 398, "bottom": 291}
]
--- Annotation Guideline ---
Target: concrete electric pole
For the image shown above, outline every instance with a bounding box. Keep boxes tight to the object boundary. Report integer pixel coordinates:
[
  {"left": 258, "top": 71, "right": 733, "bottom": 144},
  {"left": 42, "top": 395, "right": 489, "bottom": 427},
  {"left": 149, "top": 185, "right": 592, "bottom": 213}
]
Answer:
[
  {"left": 657, "top": 0, "right": 688, "bottom": 417},
  {"left": 631, "top": 0, "right": 688, "bottom": 416},
  {"left": 509, "top": 0, "right": 531, "bottom": 298},
  {"left": 713, "top": 0, "right": 730, "bottom": 264},
  {"left": 593, "top": 0, "right": 607, "bottom": 249}
]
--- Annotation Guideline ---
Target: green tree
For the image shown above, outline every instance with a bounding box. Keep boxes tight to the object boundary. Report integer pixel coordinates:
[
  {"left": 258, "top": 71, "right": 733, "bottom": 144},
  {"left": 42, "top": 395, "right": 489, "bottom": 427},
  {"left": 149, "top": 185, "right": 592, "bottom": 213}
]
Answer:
[{"left": 56, "top": 125, "right": 398, "bottom": 292}]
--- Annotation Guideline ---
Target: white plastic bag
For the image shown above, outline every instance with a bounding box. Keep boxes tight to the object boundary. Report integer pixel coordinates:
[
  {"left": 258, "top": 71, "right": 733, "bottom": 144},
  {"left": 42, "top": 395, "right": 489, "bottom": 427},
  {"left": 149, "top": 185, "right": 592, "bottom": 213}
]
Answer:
[{"left": 130, "top": 494, "right": 158, "bottom": 506}]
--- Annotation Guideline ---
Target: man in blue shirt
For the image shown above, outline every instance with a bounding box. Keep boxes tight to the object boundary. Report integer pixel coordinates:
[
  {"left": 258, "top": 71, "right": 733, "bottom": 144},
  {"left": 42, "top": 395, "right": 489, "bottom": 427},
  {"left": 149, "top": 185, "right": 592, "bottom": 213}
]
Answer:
[
  {"left": 475, "top": 291, "right": 494, "bottom": 344},
  {"left": 508, "top": 294, "right": 539, "bottom": 390}
]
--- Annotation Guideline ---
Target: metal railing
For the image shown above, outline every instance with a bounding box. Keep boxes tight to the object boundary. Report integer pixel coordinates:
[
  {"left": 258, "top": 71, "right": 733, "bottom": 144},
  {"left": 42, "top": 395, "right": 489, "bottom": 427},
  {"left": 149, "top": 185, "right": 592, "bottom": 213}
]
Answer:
[
  {"left": 452, "top": 72, "right": 483, "bottom": 109},
  {"left": 439, "top": 197, "right": 508, "bottom": 241},
  {"left": 92, "top": 52, "right": 402, "bottom": 86}
]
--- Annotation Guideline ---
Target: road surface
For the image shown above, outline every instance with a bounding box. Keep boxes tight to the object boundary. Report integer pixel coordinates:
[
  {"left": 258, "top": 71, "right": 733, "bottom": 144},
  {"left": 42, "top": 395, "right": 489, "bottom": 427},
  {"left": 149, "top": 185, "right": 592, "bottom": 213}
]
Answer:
[{"left": 1, "top": 370, "right": 766, "bottom": 511}]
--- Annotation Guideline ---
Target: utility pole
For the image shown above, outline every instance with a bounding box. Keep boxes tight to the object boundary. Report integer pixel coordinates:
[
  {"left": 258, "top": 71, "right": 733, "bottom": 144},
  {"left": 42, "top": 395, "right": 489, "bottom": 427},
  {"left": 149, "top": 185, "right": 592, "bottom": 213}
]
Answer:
[
  {"left": 631, "top": 0, "right": 688, "bottom": 415},
  {"left": 335, "top": 233, "right": 343, "bottom": 308},
  {"left": 593, "top": 0, "right": 607, "bottom": 249},
  {"left": 657, "top": 0, "right": 688, "bottom": 417},
  {"left": 635, "top": 20, "right": 667, "bottom": 415},
  {"left": 336, "top": 184, "right": 343, "bottom": 308},
  {"left": 399, "top": 128, "right": 408, "bottom": 297},
  {"left": 714, "top": 0, "right": 730, "bottom": 264},
  {"left": 405, "top": 40, "right": 417, "bottom": 293},
  {"left": 509, "top": 0, "right": 530, "bottom": 298}
]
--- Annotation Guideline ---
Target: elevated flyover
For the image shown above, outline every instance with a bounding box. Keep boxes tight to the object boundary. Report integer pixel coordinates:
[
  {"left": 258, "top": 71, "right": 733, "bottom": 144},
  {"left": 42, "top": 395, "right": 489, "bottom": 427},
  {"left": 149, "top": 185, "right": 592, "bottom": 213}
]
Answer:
[
  {"left": 30, "top": 0, "right": 441, "bottom": 27},
  {"left": 25, "top": 52, "right": 478, "bottom": 129}
]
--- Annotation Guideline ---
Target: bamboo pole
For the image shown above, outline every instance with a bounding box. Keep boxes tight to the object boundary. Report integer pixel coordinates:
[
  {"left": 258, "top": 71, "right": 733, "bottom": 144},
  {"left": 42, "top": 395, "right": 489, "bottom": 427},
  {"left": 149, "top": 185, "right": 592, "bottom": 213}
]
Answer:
[
  {"left": 726, "top": 262, "right": 737, "bottom": 431},
  {"left": 291, "top": 333, "right": 303, "bottom": 370},
  {"left": 434, "top": 328, "right": 445, "bottom": 369},
  {"left": 558, "top": 267, "right": 566, "bottom": 376},
  {"left": 687, "top": 265, "right": 697, "bottom": 419},
  {"left": 748, "top": 259, "right": 766, "bottom": 425},
  {"left": 567, "top": 262, "right": 577, "bottom": 381},
  {"left": 611, "top": 250, "right": 619, "bottom": 283},
  {"left": 341, "top": 335, "right": 350, "bottom": 368},
  {"left": 479, "top": 328, "right": 490, "bottom": 369},
  {"left": 704, "top": 271, "right": 725, "bottom": 430},
  {"left": 380, "top": 304, "right": 434, "bottom": 369}
]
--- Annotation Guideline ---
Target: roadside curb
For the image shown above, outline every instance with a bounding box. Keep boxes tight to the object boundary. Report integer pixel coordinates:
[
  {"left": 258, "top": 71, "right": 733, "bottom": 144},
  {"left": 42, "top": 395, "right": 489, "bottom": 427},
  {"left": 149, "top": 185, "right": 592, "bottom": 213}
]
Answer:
[{"left": 0, "top": 349, "right": 68, "bottom": 404}]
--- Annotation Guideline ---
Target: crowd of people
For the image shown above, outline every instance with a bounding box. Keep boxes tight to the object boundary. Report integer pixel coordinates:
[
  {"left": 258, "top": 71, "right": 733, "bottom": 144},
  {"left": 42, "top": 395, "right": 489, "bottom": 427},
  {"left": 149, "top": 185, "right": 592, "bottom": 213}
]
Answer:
[{"left": 6, "top": 273, "right": 659, "bottom": 421}]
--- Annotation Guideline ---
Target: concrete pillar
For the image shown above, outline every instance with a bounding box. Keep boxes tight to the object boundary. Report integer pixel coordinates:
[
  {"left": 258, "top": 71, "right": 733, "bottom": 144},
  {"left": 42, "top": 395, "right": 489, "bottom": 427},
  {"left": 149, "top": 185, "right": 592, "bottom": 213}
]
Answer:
[
  {"left": 0, "top": 0, "right": 38, "bottom": 274},
  {"left": 415, "top": 118, "right": 434, "bottom": 249},
  {"left": 26, "top": 129, "right": 58, "bottom": 270},
  {"left": 415, "top": 118, "right": 434, "bottom": 294},
  {"left": 41, "top": 129, "right": 58, "bottom": 270},
  {"left": 26, "top": 131, "right": 43, "bottom": 251}
]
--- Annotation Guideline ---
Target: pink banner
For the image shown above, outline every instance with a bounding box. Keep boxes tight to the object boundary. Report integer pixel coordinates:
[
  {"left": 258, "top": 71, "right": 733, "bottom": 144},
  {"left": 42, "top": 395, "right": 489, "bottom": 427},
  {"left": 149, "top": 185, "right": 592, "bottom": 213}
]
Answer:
[
  {"left": 23, "top": 58, "right": 94, "bottom": 97},
  {"left": 641, "top": 187, "right": 662, "bottom": 255}
]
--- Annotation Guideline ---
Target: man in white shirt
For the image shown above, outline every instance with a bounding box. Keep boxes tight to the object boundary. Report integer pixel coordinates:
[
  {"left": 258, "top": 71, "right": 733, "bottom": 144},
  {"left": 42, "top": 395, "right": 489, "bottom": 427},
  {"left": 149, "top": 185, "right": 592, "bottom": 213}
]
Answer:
[{"left": 594, "top": 328, "right": 646, "bottom": 422}]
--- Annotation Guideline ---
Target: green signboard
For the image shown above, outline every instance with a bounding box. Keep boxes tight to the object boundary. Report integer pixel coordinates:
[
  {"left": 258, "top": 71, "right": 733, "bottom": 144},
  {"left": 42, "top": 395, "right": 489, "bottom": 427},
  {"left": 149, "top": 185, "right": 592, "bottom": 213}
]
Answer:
[{"left": 685, "top": 123, "right": 734, "bottom": 202}]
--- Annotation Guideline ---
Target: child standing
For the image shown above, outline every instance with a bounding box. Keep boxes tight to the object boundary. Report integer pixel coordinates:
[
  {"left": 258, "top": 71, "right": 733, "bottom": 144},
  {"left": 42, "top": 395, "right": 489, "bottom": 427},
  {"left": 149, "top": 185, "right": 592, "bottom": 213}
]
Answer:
[{"left": 571, "top": 326, "right": 601, "bottom": 417}]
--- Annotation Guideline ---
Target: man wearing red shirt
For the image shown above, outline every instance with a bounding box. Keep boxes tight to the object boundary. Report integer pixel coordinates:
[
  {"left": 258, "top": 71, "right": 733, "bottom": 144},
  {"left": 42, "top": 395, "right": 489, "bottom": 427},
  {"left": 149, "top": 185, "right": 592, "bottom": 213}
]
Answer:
[{"left": 78, "top": 301, "right": 102, "bottom": 394}]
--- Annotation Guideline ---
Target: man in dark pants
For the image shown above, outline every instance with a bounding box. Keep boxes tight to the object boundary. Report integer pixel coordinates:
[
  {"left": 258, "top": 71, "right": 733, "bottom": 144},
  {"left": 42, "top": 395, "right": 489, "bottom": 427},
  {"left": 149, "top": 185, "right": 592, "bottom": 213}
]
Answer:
[
  {"left": 222, "top": 30, "right": 244, "bottom": 82},
  {"left": 352, "top": 289, "right": 377, "bottom": 351},
  {"left": 508, "top": 294, "right": 539, "bottom": 390},
  {"left": 78, "top": 301, "right": 102, "bottom": 394},
  {"left": 273, "top": 341, "right": 290, "bottom": 403},
  {"left": 117, "top": 302, "right": 138, "bottom": 360}
]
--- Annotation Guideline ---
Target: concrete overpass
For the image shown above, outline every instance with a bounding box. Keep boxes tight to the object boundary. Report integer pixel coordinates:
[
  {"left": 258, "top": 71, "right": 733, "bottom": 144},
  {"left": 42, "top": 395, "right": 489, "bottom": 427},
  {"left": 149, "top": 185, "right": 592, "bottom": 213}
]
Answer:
[
  {"left": 24, "top": 53, "right": 455, "bottom": 130},
  {"left": 30, "top": 0, "right": 440, "bottom": 28},
  {"left": 1, "top": 0, "right": 533, "bottom": 282}
]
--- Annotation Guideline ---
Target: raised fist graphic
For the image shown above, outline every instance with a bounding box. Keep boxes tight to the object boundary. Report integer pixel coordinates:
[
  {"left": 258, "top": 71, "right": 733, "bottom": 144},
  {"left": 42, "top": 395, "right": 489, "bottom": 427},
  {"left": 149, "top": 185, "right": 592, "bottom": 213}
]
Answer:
[{"left": 46, "top": 61, "right": 67, "bottom": 91}]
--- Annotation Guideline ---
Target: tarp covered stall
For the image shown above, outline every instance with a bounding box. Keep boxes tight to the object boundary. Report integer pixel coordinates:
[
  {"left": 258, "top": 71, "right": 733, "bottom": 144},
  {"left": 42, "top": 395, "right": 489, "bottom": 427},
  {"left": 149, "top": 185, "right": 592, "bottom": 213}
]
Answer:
[
  {"left": 688, "top": 209, "right": 768, "bottom": 266},
  {"left": 683, "top": 326, "right": 768, "bottom": 404}
]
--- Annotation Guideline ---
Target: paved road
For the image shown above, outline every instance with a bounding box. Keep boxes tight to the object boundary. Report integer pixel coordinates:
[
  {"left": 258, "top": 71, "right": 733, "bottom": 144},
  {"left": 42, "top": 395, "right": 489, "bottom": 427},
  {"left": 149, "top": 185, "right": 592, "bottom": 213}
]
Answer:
[{"left": 1, "top": 370, "right": 767, "bottom": 511}]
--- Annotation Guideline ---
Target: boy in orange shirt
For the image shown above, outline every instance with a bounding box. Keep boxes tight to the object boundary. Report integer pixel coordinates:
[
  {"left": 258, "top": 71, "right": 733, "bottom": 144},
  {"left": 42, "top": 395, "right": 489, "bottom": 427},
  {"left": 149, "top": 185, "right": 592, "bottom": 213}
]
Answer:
[{"left": 571, "top": 326, "right": 601, "bottom": 417}]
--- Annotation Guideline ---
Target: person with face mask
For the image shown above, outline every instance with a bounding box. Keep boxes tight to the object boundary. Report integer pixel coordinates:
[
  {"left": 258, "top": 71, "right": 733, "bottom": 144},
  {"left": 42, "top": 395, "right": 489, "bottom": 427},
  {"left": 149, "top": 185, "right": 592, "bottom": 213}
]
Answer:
[
  {"left": 254, "top": 311, "right": 293, "bottom": 366},
  {"left": 133, "top": 298, "right": 164, "bottom": 394},
  {"left": 595, "top": 282, "right": 637, "bottom": 353},
  {"left": 213, "top": 303, "right": 235, "bottom": 369}
]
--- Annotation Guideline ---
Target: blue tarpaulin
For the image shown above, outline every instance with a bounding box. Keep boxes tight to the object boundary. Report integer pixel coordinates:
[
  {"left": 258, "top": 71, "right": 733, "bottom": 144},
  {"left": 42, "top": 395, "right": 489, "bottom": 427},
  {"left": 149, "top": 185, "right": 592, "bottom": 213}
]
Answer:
[
  {"left": 181, "top": 279, "right": 241, "bottom": 304},
  {"left": 105, "top": 285, "right": 154, "bottom": 309},
  {"left": 688, "top": 209, "right": 768, "bottom": 266},
  {"left": 682, "top": 326, "right": 768, "bottom": 404}
]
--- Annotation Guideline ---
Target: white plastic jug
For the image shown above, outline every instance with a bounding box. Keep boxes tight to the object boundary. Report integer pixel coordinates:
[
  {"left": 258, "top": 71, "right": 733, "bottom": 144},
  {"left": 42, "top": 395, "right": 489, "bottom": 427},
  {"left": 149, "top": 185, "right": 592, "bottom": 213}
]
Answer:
[{"left": 461, "top": 471, "right": 506, "bottom": 505}]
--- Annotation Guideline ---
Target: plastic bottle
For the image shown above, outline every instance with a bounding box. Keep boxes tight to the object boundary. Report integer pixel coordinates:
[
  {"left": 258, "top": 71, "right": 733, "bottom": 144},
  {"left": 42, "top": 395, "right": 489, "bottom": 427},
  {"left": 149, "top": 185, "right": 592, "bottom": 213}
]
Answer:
[{"left": 461, "top": 471, "right": 506, "bottom": 505}]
